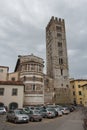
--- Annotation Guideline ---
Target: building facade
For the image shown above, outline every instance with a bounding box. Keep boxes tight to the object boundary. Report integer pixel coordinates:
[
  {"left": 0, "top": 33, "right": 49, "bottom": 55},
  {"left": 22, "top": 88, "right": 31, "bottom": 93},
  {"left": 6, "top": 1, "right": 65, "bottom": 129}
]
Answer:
[
  {"left": 14, "top": 54, "right": 44, "bottom": 106},
  {"left": 82, "top": 84, "right": 87, "bottom": 107},
  {"left": 0, "top": 66, "right": 9, "bottom": 81},
  {"left": 44, "top": 75, "right": 54, "bottom": 104},
  {"left": 70, "top": 79, "right": 87, "bottom": 105},
  {"left": 8, "top": 72, "right": 19, "bottom": 81},
  {"left": 46, "top": 16, "right": 70, "bottom": 104},
  {"left": 0, "top": 16, "right": 74, "bottom": 106},
  {"left": 0, "top": 81, "right": 24, "bottom": 109}
]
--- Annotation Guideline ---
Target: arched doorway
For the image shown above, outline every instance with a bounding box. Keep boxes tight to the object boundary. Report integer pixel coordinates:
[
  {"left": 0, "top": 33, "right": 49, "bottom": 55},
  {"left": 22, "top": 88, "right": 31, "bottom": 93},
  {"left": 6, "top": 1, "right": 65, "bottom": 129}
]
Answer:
[
  {"left": 0, "top": 102, "right": 4, "bottom": 107},
  {"left": 9, "top": 102, "right": 18, "bottom": 110}
]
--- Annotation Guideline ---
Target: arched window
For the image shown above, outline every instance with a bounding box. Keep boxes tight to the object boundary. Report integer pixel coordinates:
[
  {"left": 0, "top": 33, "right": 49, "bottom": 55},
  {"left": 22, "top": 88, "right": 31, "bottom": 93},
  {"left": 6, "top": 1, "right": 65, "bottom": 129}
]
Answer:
[
  {"left": 0, "top": 102, "right": 4, "bottom": 107},
  {"left": 9, "top": 102, "right": 18, "bottom": 110}
]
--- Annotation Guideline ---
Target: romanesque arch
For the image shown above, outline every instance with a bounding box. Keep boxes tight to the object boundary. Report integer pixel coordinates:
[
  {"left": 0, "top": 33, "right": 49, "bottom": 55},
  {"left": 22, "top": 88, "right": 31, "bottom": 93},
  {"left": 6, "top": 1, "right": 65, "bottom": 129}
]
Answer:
[{"left": 9, "top": 102, "right": 18, "bottom": 110}]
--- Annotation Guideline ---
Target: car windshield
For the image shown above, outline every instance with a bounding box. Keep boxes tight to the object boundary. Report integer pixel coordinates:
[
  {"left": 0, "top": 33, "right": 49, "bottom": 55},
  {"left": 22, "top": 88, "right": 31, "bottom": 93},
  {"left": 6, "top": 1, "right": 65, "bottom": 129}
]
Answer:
[
  {"left": 0, "top": 107, "right": 4, "bottom": 110},
  {"left": 33, "top": 110, "right": 40, "bottom": 114},
  {"left": 47, "top": 108, "right": 55, "bottom": 111},
  {"left": 15, "top": 110, "right": 25, "bottom": 114},
  {"left": 23, "top": 108, "right": 30, "bottom": 114}
]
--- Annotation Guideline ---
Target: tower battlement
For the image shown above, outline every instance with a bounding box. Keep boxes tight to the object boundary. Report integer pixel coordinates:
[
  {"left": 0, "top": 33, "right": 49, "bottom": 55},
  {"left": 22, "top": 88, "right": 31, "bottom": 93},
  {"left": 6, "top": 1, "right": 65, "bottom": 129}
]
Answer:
[
  {"left": 50, "top": 16, "right": 64, "bottom": 23},
  {"left": 46, "top": 16, "right": 65, "bottom": 30}
]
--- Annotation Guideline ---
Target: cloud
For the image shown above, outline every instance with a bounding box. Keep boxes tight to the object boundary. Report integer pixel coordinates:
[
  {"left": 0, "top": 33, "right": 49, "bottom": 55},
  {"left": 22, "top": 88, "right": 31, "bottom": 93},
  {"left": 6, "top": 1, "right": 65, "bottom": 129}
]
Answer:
[{"left": 0, "top": 0, "right": 87, "bottom": 78}]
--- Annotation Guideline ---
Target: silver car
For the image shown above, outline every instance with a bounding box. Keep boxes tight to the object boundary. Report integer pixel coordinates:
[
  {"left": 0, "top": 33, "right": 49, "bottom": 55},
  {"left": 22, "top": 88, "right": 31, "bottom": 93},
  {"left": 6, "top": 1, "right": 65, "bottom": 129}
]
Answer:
[
  {"left": 46, "top": 108, "right": 56, "bottom": 118},
  {"left": 0, "top": 107, "right": 6, "bottom": 114},
  {"left": 6, "top": 109, "right": 29, "bottom": 123},
  {"left": 60, "top": 107, "right": 70, "bottom": 114}
]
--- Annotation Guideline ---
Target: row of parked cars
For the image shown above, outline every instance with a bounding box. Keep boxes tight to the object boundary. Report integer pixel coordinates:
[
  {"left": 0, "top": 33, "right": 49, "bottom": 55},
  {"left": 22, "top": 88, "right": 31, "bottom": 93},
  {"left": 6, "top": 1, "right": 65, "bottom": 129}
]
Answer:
[{"left": 0, "top": 104, "right": 76, "bottom": 124}]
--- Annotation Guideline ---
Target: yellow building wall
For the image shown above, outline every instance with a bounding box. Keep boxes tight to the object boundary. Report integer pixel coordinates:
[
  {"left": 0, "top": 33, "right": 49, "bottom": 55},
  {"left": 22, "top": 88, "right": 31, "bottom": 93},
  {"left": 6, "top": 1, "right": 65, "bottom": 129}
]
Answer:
[
  {"left": 82, "top": 85, "right": 87, "bottom": 107},
  {"left": 70, "top": 80, "right": 87, "bottom": 105}
]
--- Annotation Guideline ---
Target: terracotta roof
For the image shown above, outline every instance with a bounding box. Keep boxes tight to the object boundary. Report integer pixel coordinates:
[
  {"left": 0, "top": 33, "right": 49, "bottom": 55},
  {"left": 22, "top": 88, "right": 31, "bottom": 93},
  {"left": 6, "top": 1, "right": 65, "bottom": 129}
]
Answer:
[
  {"left": 81, "top": 84, "right": 87, "bottom": 87},
  {"left": 0, "top": 66, "right": 9, "bottom": 68},
  {"left": 0, "top": 81, "right": 24, "bottom": 85},
  {"left": 70, "top": 79, "right": 87, "bottom": 82},
  {"left": 0, "top": 66, "right": 9, "bottom": 71}
]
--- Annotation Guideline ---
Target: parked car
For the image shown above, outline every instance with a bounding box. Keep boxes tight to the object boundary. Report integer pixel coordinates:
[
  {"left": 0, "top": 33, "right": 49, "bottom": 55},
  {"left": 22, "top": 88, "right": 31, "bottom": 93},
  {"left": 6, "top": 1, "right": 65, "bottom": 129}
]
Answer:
[
  {"left": 67, "top": 105, "right": 75, "bottom": 112},
  {"left": 39, "top": 109, "right": 48, "bottom": 118},
  {"left": 27, "top": 110, "right": 42, "bottom": 122},
  {"left": 55, "top": 107, "right": 63, "bottom": 116},
  {"left": 47, "top": 105, "right": 62, "bottom": 116},
  {"left": 46, "top": 108, "right": 57, "bottom": 118},
  {"left": 0, "top": 107, "right": 6, "bottom": 114},
  {"left": 60, "top": 107, "right": 70, "bottom": 114},
  {"left": 18, "top": 108, "right": 30, "bottom": 114},
  {"left": 6, "top": 109, "right": 29, "bottom": 123}
]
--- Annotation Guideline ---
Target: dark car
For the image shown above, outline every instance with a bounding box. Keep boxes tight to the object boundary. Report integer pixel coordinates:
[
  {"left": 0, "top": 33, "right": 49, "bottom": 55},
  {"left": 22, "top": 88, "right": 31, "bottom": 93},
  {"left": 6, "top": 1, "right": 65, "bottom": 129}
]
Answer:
[{"left": 27, "top": 110, "right": 42, "bottom": 122}]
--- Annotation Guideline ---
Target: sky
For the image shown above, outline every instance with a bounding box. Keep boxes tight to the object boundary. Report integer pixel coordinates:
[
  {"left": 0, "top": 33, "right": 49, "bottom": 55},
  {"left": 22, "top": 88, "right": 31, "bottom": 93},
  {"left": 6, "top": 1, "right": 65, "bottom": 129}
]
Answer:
[{"left": 0, "top": 0, "right": 87, "bottom": 79}]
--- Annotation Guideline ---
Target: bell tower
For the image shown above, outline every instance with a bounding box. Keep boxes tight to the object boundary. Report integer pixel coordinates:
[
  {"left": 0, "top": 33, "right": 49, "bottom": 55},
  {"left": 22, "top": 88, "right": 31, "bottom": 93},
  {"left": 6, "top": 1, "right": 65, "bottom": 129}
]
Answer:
[{"left": 46, "top": 16, "right": 70, "bottom": 104}]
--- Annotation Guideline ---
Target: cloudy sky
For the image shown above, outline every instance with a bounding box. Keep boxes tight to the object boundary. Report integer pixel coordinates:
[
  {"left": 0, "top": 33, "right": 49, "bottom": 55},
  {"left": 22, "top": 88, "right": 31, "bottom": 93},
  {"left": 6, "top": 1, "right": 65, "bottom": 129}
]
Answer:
[{"left": 0, "top": 0, "right": 87, "bottom": 79}]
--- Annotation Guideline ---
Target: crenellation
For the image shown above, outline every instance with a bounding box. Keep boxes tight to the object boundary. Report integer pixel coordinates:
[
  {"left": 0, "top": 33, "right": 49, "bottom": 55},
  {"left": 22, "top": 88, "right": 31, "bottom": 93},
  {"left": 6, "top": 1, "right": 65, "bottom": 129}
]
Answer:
[
  {"left": 55, "top": 17, "right": 58, "bottom": 21},
  {"left": 46, "top": 17, "right": 65, "bottom": 31}
]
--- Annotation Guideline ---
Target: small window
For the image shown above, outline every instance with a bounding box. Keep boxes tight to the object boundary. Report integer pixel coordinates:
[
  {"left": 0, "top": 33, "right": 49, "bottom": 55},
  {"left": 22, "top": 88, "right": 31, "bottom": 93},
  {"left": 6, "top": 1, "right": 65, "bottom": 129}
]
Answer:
[
  {"left": 32, "top": 84, "right": 35, "bottom": 91},
  {"left": 78, "top": 85, "right": 80, "bottom": 88},
  {"left": 0, "top": 69, "right": 3, "bottom": 73},
  {"left": 61, "top": 83, "right": 63, "bottom": 86},
  {"left": 72, "top": 85, "right": 74, "bottom": 89},
  {"left": 58, "top": 42, "right": 62, "bottom": 47},
  {"left": 66, "top": 85, "right": 69, "bottom": 88},
  {"left": 59, "top": 58, "right": 63, "bottom": 64},
  {"left": 31, "top": 64, "right": 35, "bottom": 71},
  {"left": 12, "top": 88, "right": 18, "bottom": 96},
  {"left": 0, "top": 88, "right": 4, "bottom": 95},
  {"left": 78, "top": 91, "right": 82, "bottom": 95},
  {"left": 56, "top": 26, "right": 62, "bottom": 31},
  {"left": 61, "top": 69, "right": 63, "bottom": 75},
  {"left": 80, "top": 101, "right": 82, "bottom": 104},
  {"left": 24, "top": 76, "right": 26, "bottom": 81},
  {"left": 33, "top": 76, "right": 36, "bottom": 81},
  {"left": 39, "top": 65, "right": 42, "bottom": 72},
  {"left": 11, "top": 77, "right": 15, "bottom": 81},
  {"left": 73, "top": 91, "right": 75, "bottom": 95},
  {"left": 57, "top": 33, "right": 62, "bottom": 38}
]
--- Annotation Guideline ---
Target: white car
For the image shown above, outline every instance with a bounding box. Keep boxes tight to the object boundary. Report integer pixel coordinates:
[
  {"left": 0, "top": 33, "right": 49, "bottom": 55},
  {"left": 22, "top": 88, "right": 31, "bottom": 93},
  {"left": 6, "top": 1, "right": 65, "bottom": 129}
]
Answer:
[
  {"left": 55, "top": 107, "right": 63, "bottom": 116},
  {"left": 60, "top": 107, "right": 70, "bottom": 114},
  {"left": 0, "top": 107, "right": 6, "bottom": 114}
]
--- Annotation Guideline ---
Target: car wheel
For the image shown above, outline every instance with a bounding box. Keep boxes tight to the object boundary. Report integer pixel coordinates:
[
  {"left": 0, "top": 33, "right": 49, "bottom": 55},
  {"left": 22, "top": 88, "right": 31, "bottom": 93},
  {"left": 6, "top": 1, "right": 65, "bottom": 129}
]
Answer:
[
  {"left": 6, "top": 117, "right": 9, "bottom": 122},
  {"left": 26, "top": 120, "right": 29, "bottom": 123},
  {"left": 14, "top": 118, "right": 18, "bottom": 124},
  {"left": 30, "top": 117, "right": 34, "bottom": 122},
  {"left": 39, "top": 119, "right": 42, "bottom": 122}
]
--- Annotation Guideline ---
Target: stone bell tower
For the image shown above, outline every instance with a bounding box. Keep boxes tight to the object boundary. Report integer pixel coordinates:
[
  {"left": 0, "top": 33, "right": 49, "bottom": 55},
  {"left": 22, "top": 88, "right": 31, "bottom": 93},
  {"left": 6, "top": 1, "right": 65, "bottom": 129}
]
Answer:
[{"left": 46, "top": 16, "right": 71, "bottom": 104}]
